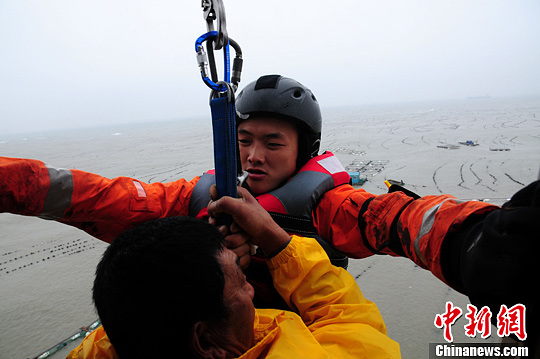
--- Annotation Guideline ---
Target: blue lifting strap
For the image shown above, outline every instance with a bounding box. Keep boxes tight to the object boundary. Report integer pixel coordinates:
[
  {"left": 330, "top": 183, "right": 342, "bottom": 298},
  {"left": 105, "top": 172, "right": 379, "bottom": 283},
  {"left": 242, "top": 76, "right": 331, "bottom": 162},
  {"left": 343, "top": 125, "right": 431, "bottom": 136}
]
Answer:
[
  {"left": 210, "top": 94, "right": 238, "bottom": 200},
  {"left": 196, "top": 1, "right": 243, "bottom": 205}
]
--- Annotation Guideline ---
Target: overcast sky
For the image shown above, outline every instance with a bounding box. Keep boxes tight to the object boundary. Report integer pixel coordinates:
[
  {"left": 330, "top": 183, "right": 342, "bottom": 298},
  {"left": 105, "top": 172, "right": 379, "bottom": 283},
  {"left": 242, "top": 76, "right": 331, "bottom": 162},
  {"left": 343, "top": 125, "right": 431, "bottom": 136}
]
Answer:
[{"left": 1, "top": 0, "right": 539, "bottom": 135}]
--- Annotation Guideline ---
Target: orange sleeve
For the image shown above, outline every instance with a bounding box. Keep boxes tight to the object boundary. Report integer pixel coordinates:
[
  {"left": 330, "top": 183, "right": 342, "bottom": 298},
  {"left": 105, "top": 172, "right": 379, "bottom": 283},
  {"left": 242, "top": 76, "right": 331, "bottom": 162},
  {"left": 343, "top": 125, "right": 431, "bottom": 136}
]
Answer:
[
  {"left": 0, "top": 156, "right": 51, "bottom": 215},
  {"left": 61, "top": 172, "right": 200, "bottom": 242},
  {"left": 313, "top": 185, "right": 378, "bottom": 258},
  {"left": 395, "top": 195, "right": 497, "bottom": 281},
  {"left": 0, "top": 156, "right": 200, "bottom": 243},
  {"left": 314, "top": 184, "right": 499, "bottom": 283}
]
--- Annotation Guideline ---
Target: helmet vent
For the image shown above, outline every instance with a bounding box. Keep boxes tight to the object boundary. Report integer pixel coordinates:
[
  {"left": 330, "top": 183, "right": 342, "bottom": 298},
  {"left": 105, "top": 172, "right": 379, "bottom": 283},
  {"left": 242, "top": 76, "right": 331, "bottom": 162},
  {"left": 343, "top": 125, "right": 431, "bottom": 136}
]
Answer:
[
  {"left": 254, "top": 74, "right": 281, "bottom": 90},
  {"left": 293, "top": 90, "right": 303, "bottom": 99}
]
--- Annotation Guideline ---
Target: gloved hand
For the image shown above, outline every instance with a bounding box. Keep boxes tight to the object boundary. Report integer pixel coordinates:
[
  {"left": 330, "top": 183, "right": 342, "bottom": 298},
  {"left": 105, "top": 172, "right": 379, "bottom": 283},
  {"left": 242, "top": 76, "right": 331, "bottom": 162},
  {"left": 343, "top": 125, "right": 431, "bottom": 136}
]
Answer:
[{"left": 461, "top": 180, "right": 540, "bottom": 346}]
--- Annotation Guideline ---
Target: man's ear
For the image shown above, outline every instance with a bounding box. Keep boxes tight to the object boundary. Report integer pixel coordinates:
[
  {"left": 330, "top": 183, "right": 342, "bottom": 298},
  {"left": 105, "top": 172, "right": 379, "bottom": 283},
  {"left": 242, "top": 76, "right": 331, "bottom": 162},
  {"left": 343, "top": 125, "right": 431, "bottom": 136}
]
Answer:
[{"left": 189, "top": 321, "right": 227, "bottom": 359}]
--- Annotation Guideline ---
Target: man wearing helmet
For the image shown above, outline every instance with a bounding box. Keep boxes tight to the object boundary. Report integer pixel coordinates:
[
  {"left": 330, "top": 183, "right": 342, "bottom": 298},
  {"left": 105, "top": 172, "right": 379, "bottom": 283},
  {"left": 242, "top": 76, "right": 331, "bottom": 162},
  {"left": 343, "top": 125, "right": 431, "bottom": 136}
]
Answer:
[
  {"left": 237, "top": 116, "right": 299, "bottom": 195},
  {"left": 236, "top": 74, "right": 323, "bottom": 175},
  {"left": 1, "top": 75, "right": 539, "bottom": 350},
  {"left": 187, "top": 76, "right": 353, "bottom": 307}
]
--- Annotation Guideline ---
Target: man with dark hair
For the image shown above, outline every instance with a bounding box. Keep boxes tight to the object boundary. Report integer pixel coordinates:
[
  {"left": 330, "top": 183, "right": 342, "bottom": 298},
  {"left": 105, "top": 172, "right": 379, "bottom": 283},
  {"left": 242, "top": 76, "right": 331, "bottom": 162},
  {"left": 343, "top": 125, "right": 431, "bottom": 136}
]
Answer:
[
  {"left": 92, "top": 216, "right": 230, "bottom": 358},
  {"left": 71, "top": 187, "right": 401, "bottom": 358}
]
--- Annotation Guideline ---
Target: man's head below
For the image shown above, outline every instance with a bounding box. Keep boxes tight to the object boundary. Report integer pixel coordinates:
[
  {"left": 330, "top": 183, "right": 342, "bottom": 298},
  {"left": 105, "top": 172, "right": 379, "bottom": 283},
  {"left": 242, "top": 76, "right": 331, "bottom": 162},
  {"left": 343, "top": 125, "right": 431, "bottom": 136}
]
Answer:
[
  {"left": 236, "top": 75, "right": 322, "bottom": 195},
  {"left": 93, "top": 216, "right": 255, "bottom": 358}
]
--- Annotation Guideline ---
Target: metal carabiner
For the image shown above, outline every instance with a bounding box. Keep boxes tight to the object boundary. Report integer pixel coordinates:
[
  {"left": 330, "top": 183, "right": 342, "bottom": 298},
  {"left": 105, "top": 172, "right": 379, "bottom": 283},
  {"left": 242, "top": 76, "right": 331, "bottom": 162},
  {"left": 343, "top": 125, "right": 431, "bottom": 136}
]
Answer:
[
  {"left": 195, "top": 31, "right": 230, "bottom": 93},
  {"left": 197, "top": 0, "right": 242, "bottom": 94},
  {"left": 201, "top": 0, "right": 228, "bottom": 50}
]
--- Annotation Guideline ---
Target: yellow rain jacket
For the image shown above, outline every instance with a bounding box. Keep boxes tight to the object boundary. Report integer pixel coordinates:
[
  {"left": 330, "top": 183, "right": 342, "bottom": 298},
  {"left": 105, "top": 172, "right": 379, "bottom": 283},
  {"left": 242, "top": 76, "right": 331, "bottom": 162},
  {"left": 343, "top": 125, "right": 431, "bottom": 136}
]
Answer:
[{"left": 67, "top": 236, "right": 400, "bottom": 358}]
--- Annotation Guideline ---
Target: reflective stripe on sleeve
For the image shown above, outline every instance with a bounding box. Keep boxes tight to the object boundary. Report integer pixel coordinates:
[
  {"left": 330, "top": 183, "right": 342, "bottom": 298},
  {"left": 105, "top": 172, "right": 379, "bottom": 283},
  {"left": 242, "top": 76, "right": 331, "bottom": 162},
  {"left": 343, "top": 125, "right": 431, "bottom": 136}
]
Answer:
[
  {"left": 39, "top": 164, "right": 74, "bottom": 220},
  {"left": 413, "top": 198, "right": 464, "bottom": 266},
  {"left": 132, "top": 180, "right": 147, "bottom": 198}
]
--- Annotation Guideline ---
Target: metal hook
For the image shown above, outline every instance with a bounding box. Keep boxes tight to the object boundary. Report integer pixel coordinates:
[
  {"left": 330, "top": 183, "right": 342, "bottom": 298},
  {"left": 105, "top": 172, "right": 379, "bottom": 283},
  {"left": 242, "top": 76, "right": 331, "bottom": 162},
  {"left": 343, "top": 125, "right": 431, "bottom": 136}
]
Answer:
[
  {"left": 201, "top": 0, "right": 228, "bottom": 50},
  {"left": 210, "top": 81, "right": 235, "bottom": 104}
]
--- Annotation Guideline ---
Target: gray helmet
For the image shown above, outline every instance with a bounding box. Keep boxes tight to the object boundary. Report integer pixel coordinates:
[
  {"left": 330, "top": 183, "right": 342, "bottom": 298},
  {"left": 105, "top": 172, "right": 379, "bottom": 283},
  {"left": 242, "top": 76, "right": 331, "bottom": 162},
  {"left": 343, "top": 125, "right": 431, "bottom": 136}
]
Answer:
[{"left": 236, "top": 75, "right": 322, "bottom": 168}]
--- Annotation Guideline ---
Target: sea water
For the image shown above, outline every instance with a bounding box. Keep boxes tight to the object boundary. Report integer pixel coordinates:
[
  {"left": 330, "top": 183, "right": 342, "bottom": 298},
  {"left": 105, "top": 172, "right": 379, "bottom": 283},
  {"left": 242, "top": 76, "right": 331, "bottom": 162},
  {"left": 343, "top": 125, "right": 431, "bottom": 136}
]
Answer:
[{"left": 1, "top": 97, "right": 539, "bottom": 358}]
